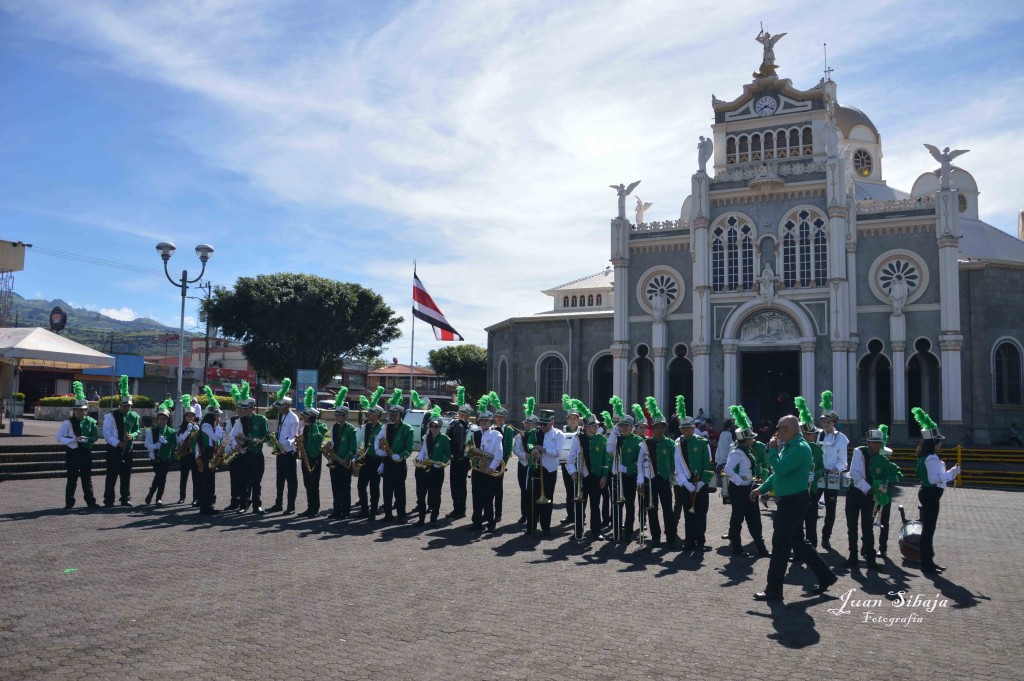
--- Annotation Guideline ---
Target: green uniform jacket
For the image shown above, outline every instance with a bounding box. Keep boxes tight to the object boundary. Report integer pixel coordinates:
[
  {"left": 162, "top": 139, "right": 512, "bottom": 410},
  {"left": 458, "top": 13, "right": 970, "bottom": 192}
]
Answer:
[
  {"left": 244, "top": 414, "right": 270, "bottom": 454},
  {"left": 758, "top": 434, "right": 813, "bottom": 498},
  {"left": 916, "top": 456, "right": 935, "bottom": 488},
  {"left": 615, "top": 433, "right": 643, "bottom": 476},
  {"left": 681, "top": 436, "right": 713, "bottom": 484},
  {"left": 752, "top": 441, "right": 771, "bottom": 480},
  {"left": 151, "top": 425, "right": 177, "bottom": 462},
  {"left": 871, "top": 452, "right": 904, "bottom": 506},
  {"left": 304, "top": 421, "right": 328, "bottom": 460},
  {"left": 424, "top": 433, "right": 452, "bottom": 465},
  {"left": 332, "top": 421, "right": 358, "bottom": 461},
  {"left": 648, "top": 437, "right": 677, "bottom": 481},
  {"left": 363, "top": 422, "right": 383, "bottom": 459},
  {"left": 122, "top": 411, "right": 142, "bottom": 441},
  {"left": 386, "top": 422, "right": 414, "bottom": 459},
  {"left": 498, "top": 425, "right": 516, "bottom": 463},
  {"left": 807, "top": 441, "right": 825, "bottom": 493},
  {"left": 587, "top": 433, "right": 611, "bottom": 478},
  {"left": 79, "top": 417, "right": 99, "bottom": 451}
]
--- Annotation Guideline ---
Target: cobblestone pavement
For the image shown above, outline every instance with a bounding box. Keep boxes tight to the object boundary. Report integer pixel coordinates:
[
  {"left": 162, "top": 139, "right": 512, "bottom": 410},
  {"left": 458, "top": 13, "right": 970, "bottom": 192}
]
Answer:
[{"left": 1, "top": 464, "right": 1021, "bottom": 680}]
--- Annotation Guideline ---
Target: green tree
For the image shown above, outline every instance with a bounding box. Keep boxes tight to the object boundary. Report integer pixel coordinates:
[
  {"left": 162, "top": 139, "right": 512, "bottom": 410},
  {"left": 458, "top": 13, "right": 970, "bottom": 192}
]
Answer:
[
  {"left": 428, "top": 344, "right": 487, "bottom": 401},
  {"left": 205, "top": 273, "right": 402, "bottom": 384}
]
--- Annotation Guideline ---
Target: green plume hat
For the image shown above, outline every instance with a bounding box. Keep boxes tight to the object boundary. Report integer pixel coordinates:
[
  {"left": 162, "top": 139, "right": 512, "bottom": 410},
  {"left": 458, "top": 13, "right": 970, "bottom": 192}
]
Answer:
[
  {"left": 675, "top": 394, "right": 694, "bottom": 426},
  {"left": 455, "top": 386, "right": 472, "bottom": 414},
  {"left": 795, "top": 396, "right": 817, "bottom": 434},
  {"left": 229, "top": 384, "right": 242, "bottom": 402},
  {"left": 302, "top": 386, "right": 320, "bottom": 417},
  {"left": 387, "top": 388, "right": 405, "bottom": 414},
  {"left": 571, "top": 398, "right": 595, "bottom": 425},
  {"left": 274, "top": 378, "right": 293, "bottom": 406},
  {"left": 203, "top": 385, "right": 221, "bottom": 414},
  {"left": 488, "top": 391, "right": 507, "bottom": 416},
  {"left": 236, "top": 380, "right": 255, "bottom": 408},
  {"left": 72, "top": 380, "right": 88, "bottom": 408},
  {"left": 879, "top": 424, "right": 890, "bottom": 447},
  {"left": 911, "top": 407, "right": 943, "bottom": 440},
  {"left": 410, "top": 390, "right": 430, "bottom": 410},
  {"left": 476, "top": 394, "right": 493, "bottom": 419},
  {"left": 562, "top": 394, "right": 577, "bottom": 415},
  {"left": 118, "top": 375, "right": 132, "bottom": 405},
  {"left": 630, "top": 403, "right": 646, "bottom": 427},
  {"left": 360, "top": 386, "right": 386, "bottom": 412},
  {"left": 609, "top": 396, "right": 625, "bottom": 420},
  {"left": 523, "top": 397, "right": 537, "bottom": 423},
  {"left": 157, "top": 398, "right": 175, "bottom": 416},
  {"left": 729, "top": 404, "right": 755, "bottom": 439},
  {"left": 181, "top": 393, "right": 192, "bottom": 411},
  {"left": 334, "top": 386, "right": 350, "bottom": 413},
  {"left": 601, "top": 410, "right": 613, "bottom": 430},
  {"left": 645, "top": 397, "right": 666, "bottom": 425},
  {"left": 819, "top": 390, "right": 838, "bottom": 421}
]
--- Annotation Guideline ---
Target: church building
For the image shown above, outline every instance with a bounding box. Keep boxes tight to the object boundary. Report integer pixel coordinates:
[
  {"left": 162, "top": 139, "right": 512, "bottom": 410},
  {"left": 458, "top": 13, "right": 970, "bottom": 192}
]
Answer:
[{"left": 486, "top": 31, "right": 1024, "bottom": 444}]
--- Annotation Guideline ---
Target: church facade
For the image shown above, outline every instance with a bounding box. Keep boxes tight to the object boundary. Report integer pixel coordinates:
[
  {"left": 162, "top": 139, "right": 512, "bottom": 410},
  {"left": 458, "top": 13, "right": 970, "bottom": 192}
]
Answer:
[{"left": 486, "top": 35, "right": 1024, "bottom": 445}]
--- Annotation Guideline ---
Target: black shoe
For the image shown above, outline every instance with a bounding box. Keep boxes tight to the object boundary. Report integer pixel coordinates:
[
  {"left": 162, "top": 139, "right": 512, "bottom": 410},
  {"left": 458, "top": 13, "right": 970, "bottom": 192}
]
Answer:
[
  {"left": 65, "top": 502, "right": 74, "bottom": 510},
  {"left": 682, "top": 542, "right": 696, "bottom": 551},
  {"left": 445, "top": 510, "right": 457, "bottom": 519},
  {"left": 517, "top": 516, "right": 526, "bottom": 524},
  {"left": 591, "top": 532, "right": 606, "bottom": 542},
  {"left": 416, "top": 519, "right": 426, "bottom": 526},
  {"left": 650, "top": 539, "right": 663, "bottom": 547},
  {"left": 87, "top": 502, "right": 100, "bottom": 509},
  {"left": 754, "top": 591, "right": 783, "bottom": 602},
  {"left": 542, "top": 528, "right": 551, "bottom": 536},
  {"left": 879, "top": 548, "right": 887, "bottom": 558},
  {"left": 177, "top": 497, "right": 186, "bottom": 504},
  {"left": 254, "top": 506, "right": 265, "bottom": 515},
  {"left": 494, "top": 516, "right": 502, "bottom": 523},
  {"left": 560, "top": 516, "right": 574, "bottom": 525},
  {"left": 282, "top": 509, "right": 294, "bottom": 515},
  {"left": 328, "top": 512, "right": 341, "bottom": 519},
  {"left": 731, "top": 545, "right": 746, "bottom": 556},
  {"left": 191, "top": 500, "right": 199, "bottom": 507},
  {"left": 268, "top": 504, "right": 283, "bottom": 513},
  {"left": 821, "top": 538, "right": 832, "bottom": 550},
  {"left": 867, "top": 561, "right": 882, "bottom": 571},
  {"left": 921, "top": 563, "right": 946, "bottom": 573},
  {"left": 395, "top": 515, "right": 407, "bottom": 524},
  {"left": 155, "top": 500, "right": 163, "bottom": 507},
  {"left": 813, "top": 573, "right": 839, "bottom": 594},
  {"left": 430, "top": 518, "right": 438, "bottom": 526},
  {"left": 756, "top": 543, "right": 771, "bottom": 557},
  {"left": 104, "top": 502, "right": 114, "bottom": 508},
  {"left": 465, "top": 523, "right": 483, "bottom": 531},
  {"left": 121, "top": 501, "right": 133, "bottom": 507},
  {"left": 842, "top": 556, "right": 859, "bottom": 568},
  {"left": 721, "top": 533, "right": 730, "bottom": 540},
  {"left": 486, "top": 522, "right": 496, "bottom": 532},
  {"left": 145, "top": 492, "right": 154, "bottom": 505},
  {"left": 226, "top": 502, "right": 239, "bottom": 511}
]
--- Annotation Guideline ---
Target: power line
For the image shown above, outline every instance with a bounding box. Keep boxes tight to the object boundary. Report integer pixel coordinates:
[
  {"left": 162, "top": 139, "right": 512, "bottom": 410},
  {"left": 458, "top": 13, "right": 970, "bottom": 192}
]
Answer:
[{"left": 31, "top": 246, "right": 162, "bottom": 276}]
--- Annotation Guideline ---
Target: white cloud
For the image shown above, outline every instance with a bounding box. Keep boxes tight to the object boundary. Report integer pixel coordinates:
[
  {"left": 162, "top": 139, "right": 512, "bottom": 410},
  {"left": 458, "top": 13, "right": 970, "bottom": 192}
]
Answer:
[
  {"left": 98, "top": 307, "right": 139, "bottom": 321},
  {"left": 9, "top": 0, "right": 1024, "bottom": 355}
]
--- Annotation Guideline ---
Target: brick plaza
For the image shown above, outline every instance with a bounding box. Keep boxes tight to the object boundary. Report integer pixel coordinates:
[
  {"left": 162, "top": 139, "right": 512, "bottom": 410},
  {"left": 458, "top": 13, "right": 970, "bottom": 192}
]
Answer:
[{"left": 1, "top": 465, "right": 1021, "bottom": 680}]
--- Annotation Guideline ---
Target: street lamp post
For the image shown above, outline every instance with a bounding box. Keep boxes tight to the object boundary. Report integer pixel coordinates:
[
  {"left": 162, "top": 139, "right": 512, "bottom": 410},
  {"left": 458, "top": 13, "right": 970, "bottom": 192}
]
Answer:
[{"left": 157, "top": 242, "right": 214, "bottom": 426}]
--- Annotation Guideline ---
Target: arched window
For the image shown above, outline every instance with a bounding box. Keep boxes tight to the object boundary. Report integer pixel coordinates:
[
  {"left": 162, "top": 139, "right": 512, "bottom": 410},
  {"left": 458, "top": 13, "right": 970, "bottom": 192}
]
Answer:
[
  {"left": 712, "top": 214, "right": 755, "bottom": 292},
  {"left": 751, "top": 133, "right": 762, "bottom": 161},
  {"left": 994, "top": 341, "right": 1023, "bottom": 404},
  {"left": 726, "top": 136, "right": 736, "bottom": 164},
  {"left": 739, "top": 135, "right": 749, "bottom": 163},
  {"left": 596, "top": 294, "right": 602, "bottom": 306},
  {"left": 789, "top": 128, "right": 800, "bottom": 150},
  {"left": 563, "top": 296, "right": 568, "bottom": 308},
  {"left": 763, "top": 131, "right": 775, "bottom": 159},
  {"left": 538, "top": 355, "right": 565, "bottom": 404},
  {"left": 781, "top": 208, "right": 828, "bottom": 288},
  {"left": 571, "top": 296, "right": 577, "bottom": 307},
  {"left": 802, "top": 126, "right": 813, "bottom": 154},
  {"left": 587, "top": 295, "right": 594, "bottom": 306}
]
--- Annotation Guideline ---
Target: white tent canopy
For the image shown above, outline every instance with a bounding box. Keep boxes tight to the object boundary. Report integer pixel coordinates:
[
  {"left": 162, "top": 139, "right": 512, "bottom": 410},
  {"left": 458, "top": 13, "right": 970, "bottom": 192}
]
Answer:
[{"left": 0, "top": 327, "right": 115, "bottom": 369}]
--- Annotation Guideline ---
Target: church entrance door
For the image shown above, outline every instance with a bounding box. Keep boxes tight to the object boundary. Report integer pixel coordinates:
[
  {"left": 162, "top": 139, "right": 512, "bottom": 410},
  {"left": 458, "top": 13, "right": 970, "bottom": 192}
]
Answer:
[{"left": 739, "top": 350, "right": 800, "bottom": 429}]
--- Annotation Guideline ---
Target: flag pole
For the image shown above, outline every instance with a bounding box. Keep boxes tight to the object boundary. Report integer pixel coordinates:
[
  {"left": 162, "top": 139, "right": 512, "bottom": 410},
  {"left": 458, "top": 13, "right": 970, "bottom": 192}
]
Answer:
[{"left": 409, "top": 260, "right": 416, "bottom": 409}]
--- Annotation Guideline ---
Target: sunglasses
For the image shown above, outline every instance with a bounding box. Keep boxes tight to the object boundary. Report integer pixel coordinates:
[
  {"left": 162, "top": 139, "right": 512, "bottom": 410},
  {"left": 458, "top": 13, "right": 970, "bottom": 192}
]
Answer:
[{"left": 429, "top": 424, "right": 440, "bottom": 428}]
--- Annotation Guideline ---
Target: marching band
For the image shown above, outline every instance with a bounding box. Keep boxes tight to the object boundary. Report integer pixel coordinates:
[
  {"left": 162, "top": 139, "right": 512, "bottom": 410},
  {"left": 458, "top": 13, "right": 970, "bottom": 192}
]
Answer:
[{"left": 57, "top": 376, "right": 961, "bottom": 601}]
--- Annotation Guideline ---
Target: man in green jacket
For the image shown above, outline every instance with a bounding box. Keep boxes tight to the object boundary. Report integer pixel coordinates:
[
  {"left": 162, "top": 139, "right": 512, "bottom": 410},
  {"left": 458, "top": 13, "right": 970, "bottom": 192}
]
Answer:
[
  {"left": 377, "top": 395, "right": 414, "bottom": 522},
  {"left": 750, "top": 415, "right": 837, "bottom": 602},
  {"left": 56, "top": 382, "right": 100, "bottom": 509}
]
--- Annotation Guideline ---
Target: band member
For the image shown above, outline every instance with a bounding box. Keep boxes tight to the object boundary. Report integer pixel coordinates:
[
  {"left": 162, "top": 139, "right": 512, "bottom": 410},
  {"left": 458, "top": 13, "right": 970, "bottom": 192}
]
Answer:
[
  {"left": 356, "top": 386, "right": 385, "bottom": 519},
  {"left": 913, "top": 407, "right": 960, "bottom": 573},
  {"left": 566, "top": 402, "right": 610, "bottom": 542},
  {"left": 56, "top": 381, "right": 99, "bottom": 509},
  {"left": 751, "top": 416, "right": 837, "bottom": 602},
  {"left": 725, "top": 405, "right": 769, "bottom": 556},
  {"left": 415, "top": 408, "right": 451, "bottom": 526},
  {"left": 560, "top": 395, "right": 580, "bottom": 525},
  {"left": 873, "top": 424, "right": 903, "bottom": 557},
  {"left": 446, "top": 386, "right": 473, "bottom": 520},
  {"left": 229, "top": 382, "right": 269, "bottom": 514},
  {"left": 674, "top": 396, "right": 713, "bottom": 551},
  {"left": 144, "top": 399, "right": 177, "bottom": 506},
  {"left": 197, "top": 388, "right": 224, "bottom": 516},
  {"left": 102, "top": 375, "right": 141, "bottom": 507},
  {"left": 376, "top": 389, "right": 414, "bottom": 522},
  {"left": 606, "top": 400, "right": 647, "bottom": 542},
  {"left": 224, "top": 384, "right": 245, "bottom": 511},
  {"left": 845, "top": 429, "right": 884, "bottom": 570},
  {"left": 268, "top": 379, "right": 300, "bottom": 515},
  {"left": 327, "top": 388, "right": 357, "bottom": 519},
  {"left": 638, "top": 398, "right": 692, "bottom": 548},
  {"left": 817, "top": 390, "right": 848, "bottom": 550},
  {"left": 526, "top": 409, "right": 564, "bottom": 536},
  {"left": 490, "top": 394, "right": 516, "bottom": 524},
  {"left": 794, "top": 396, "right": 825, "bottom": 549},
  {"left": 177, "top": 394, "right": 200, "bottom": 505},
  {"left": 468, "top": 400, "right": 503, "bottom": 532},
  {"left": 514, "top": 401, "right": 539, "bottom": 524},
  {"left": 297, "top": 388, "right": 326, "bottom": 518}
]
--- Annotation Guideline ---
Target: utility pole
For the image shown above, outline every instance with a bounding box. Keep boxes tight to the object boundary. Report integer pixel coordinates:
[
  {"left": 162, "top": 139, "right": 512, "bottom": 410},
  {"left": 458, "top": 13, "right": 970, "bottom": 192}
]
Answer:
[{"left": 196, "top": 281, "right": 212, "bottom": 389}]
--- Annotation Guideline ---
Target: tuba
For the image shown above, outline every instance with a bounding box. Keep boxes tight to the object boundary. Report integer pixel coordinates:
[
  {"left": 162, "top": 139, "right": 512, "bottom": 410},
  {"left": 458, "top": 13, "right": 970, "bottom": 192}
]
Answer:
[{"left": 467, "top": 444, "right": 505, "bottom": 478}]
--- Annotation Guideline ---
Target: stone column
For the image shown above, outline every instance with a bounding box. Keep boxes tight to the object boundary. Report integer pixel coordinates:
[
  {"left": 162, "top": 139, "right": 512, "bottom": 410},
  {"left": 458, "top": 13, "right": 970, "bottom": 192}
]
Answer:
[
  {"left": 831, "top": 339, "right": 848, "bottom": 413},
  {"left": 690, "top": 173, "right": 711, "bottom": 416},
  {"left": 611, "top": 216, "right": 632, "bottom": 401},
  {"left": 722, "top": 342, "right": 738, "bottom": 412},
  {"left": 935, "top": 188, "right": 963, "bottom": 423},
  {"left": 652, "top": 321, "right": 667, "bottom": 410},
  {"left": 692, "top": 343, "right": 710, "bottom": 416},
  {"left": 800, "top": 340, "right": 816, "bottom": 402},
  {"left": 890, "top": 315, "right": 907, "bottom": 424}
]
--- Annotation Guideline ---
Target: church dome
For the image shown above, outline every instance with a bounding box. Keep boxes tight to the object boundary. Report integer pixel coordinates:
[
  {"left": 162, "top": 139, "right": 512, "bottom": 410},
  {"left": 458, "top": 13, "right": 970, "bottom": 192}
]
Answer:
[{"left": 835, "top": 105, "right": 879, "bottom": 142}]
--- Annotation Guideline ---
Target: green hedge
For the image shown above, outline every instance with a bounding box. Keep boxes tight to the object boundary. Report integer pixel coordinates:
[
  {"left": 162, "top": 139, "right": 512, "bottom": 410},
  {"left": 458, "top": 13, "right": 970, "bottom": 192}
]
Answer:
[
  {"left": 38, "top": 396, "right": 78, "bottom": 407},
  {"left": 13, "top": 393, "right": 25, "bottom": 401},
  {"left": 197, "top": 395, "right": 236, "bottom": 411},
  {"left": 98, "top": 395, "right": 155, "bottom": 408}
]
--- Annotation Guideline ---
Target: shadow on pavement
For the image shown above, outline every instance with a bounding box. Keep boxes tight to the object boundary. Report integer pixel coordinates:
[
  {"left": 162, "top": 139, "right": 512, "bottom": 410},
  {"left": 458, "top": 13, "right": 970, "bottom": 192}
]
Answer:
[{"left": 747, "top": 594, "right": 828, "bottom": 648}]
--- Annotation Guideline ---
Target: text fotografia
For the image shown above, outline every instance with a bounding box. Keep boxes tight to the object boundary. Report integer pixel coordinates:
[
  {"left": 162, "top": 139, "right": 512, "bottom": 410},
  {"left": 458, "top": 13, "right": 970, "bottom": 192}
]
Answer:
[{"left": 828, "top": 589, "right": 949, "bottom": 626}]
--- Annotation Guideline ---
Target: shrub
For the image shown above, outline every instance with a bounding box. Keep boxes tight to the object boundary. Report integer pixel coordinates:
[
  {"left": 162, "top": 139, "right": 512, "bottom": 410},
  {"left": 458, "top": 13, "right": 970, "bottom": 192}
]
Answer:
[
  {"left": 39, "top": 396, "right": 75, "bottom": 407},
  {"left": 263, "top": 406, "right": 279, "bottom": 420},
  {"left": 98, "top": 395, "right": 155, "bottom": 408},
  {"left": 197, "top": 395, "right": 236, "bottom": 411},
  {"left": 13, "top": 392, "right": 25, "bottom": 401}
]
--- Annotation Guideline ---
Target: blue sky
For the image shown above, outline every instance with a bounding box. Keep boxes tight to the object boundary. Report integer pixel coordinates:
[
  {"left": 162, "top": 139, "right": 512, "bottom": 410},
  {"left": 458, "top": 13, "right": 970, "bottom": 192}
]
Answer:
[{"left": 2, "top": 0, "right": 1022, "bottom": 365}]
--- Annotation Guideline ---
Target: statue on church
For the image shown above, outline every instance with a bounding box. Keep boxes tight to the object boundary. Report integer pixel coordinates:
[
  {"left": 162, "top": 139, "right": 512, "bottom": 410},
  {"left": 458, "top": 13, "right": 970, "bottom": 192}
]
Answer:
[
  {"left": 697, "top": 136, "right": 713, "bottom": 174},
  {"left": 650, "top": 290, "right": 669, "bottom": 322},
  {"left": 924, "top": 144, "right": 969, "bottom": 191},
  {"left": 753, "top": 28, "right": 786, "bottom": 79},
  {"left": 888, "top": 276, "right": 909, "bottom": 316},
  {"left": 755, "top": 264, "right": 780, "bottom": 306},
  {"left": 609, "top": 181, "right": 641, "bottom": 220},
  {"left": 824, "top": 102, "right": 841, "bottom": 158},
  {"left": 635, "top": 196, "right": 653, "bottom": 226}
]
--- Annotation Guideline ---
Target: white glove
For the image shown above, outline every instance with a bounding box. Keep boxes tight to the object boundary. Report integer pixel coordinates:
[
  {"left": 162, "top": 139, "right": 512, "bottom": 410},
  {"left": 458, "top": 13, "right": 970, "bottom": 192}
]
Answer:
[
  {"left": 67, "top": 440, "right": 78, "bottom": 449},
  {"left": 391, "top": 453, "right": 400, "bottom": 462},
  {"left": 696, "top": 481, "right": 706, "bottom": 492},
  {"left": 377, "top": 463, "right": 384, "bottom": 475},
  {"left": 433, "top": 463, "right": 442, "bottom": 469},
  {"left": 189, "top": 423, "right": 198, "bottom": 432},
  {"left": 948, "top": 465, "right": 961, "bottom": 477},
  {"left": 683, "top": 480, "right": 696, "bottom": 493},
  {"left": 148, "top": 449, "right": 155, "bottom": 460},
  {"left": 158, "top": 436, "right": 167, "bottom": 445},
  {"left": 618, "top": 464, "right": 627, "bottom": 474}
]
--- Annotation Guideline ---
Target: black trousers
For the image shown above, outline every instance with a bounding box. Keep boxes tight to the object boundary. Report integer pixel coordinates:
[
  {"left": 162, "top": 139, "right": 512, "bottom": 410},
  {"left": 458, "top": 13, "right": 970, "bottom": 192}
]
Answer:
[
  {"left": 197, "top": 450, "right": 217, "bottom": 512},
  {"left": 357, "top": 457, "right": 381, "bottom": 515},
  {"left": 877, "top": 501, "right": 892, "bottom": 553},
  {"left": 330, "top": 463, "right": 352, "bottom": 515},
  {"left": 179, "top": 453, "right": 197, "bottom": 502},
  {"left": 382, "top": 458, "right": 408, "bottom": 518},
  {"left": 518, "top": 464, "right": 530, "bottom": 520},
  {"left": 800, "top": 488, "right": 820, "bottom": 547},
  {"left": 727, "top": 482, "right": 763, "bottom": 546},
  {"left": 148, "top": 458, "right": 170, "bottom": 500},
  {"left": 918, "top": 486, "right": 944, "bottom": 566},
  {"left": 65, "top": 448, "right": 96, "bottom": 506},
  {"left": 419, "top": 466, "right": 444, "bottom": 522},
  {"left": 301, "top": 457, "right": 322, "bottom": 513},
  {"left": 600, "top": 483, "right": 611, "bottom": 526},
  {"left": 471, "top": 470, "right": 497, "bottom": 526},
  {"left": 275, "top": 453, "right": 298, "bottom": 510},
  {"left": 228, "top": 456, "right": 245, "bottom": 505},
  {"left": 494, "top": 466, "right": 505, "bottom": 519},
  {"left": 560, "top": 464, "right": 575, "bottom": 520},
  {"left": 616, "top": 475, "right": 637, "bottom": 538},
  {"left": 682, "top": 486, "right": 710, "bottom": 546},
  {"left": 414, "top": 466, "right": 428, "bottom": 511},
  {"left": 243, "top": 451, "right": 264, "bottom": 509},
  {"left": 845, "top": 487, "right": 876, "bottom": 560},
  {"left": 821, "top": 488, "right": 839, "bottom": 540},
  {"left": 574, "top": 474, "right": 604, "bottom": 537},
  {"left": 449, "top": 456, "right": 469, "bottom": 515},
  {"left": 528, "top": 467, "right": 557, "bottom": 533},
  {"left": 645, "top": 477, "right": 677, "bottom": 543},
  {"left": 104, "top": 443, "right": 133, "bottom": 504},
  {"left": 765, "top": 491, "right": 833, "bottom": 597}
]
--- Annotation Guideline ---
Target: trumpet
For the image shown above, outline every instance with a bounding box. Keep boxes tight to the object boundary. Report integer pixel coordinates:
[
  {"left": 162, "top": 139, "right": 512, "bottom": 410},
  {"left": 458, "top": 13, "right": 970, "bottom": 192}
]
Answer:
[
  {"left": 176, "top": 426, "right": 199, "bottom": 460},
  {"left": 614, "top": 440, "right": 626, "bottom": 505},
  {"left": 414, "top": 456, "right": 450, "bottom": 470},
  {"left": 352, "top": 446, "right": 366, "bottom": 475},
  {"left": 687, "top": 468, "right": 702, "bottom": 514}
]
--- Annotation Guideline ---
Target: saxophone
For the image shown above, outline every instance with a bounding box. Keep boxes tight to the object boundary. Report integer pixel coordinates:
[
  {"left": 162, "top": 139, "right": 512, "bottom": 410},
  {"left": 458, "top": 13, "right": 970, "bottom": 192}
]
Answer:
[
  {"left": 209, "top": 439, "right": 228, "bottom": 471},
  {"left": 322, "top": 438, "right": 342, "bottom": 468},
  {"left": 266, "top": 431, "right": 287, "bottom": 456},
  {"left": 176, "top": 426, "right": 199, "bottom": 460},
  {"left": 296, "top": 431, "right": 313, "bottom": 472}
]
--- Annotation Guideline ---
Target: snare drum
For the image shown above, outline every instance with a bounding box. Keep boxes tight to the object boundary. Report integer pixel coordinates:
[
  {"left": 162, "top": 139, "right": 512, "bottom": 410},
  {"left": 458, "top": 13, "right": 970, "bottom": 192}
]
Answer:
[
  {"left": 840, "top": 472, "right": 852, "bottom": 490},
  {"left": 825, "top": 472, "right": 841, "bottom": 490}
]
